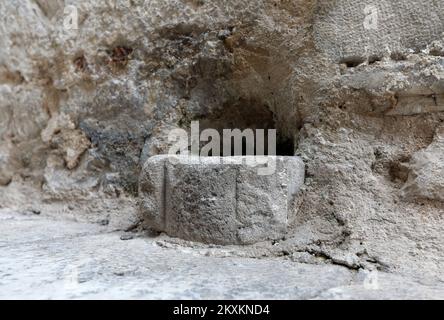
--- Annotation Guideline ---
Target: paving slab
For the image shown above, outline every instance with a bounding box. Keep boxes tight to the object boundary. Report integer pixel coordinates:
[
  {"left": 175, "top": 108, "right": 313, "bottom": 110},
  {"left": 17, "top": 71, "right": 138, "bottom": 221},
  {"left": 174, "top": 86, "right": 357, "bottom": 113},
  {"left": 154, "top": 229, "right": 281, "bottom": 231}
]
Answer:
[{"left": 1, "top": 210, "right": 443, "bottom": 299}]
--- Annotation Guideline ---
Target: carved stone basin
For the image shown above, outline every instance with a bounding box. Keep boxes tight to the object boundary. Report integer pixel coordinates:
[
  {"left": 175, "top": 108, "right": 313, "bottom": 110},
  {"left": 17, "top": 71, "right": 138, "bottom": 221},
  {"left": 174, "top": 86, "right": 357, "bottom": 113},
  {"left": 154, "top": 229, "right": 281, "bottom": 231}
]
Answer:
[{"left": 139, "top": 155, "right": 305, "bottom": 245}]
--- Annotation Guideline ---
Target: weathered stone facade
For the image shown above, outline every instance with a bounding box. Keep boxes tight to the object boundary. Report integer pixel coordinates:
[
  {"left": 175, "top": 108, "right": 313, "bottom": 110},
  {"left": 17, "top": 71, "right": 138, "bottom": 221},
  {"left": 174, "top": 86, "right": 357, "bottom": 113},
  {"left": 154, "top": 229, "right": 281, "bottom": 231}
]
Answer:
[{"left": 1, "top": 0, "right": 444, "bottom": 279}]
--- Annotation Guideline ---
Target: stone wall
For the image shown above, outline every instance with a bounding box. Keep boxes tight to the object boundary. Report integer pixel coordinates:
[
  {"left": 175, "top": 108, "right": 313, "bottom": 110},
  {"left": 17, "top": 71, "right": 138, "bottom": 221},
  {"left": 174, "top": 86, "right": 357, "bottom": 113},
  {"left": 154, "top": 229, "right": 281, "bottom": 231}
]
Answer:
[{"left": 1, "top": 0, "right": 443, "bottom": 278}]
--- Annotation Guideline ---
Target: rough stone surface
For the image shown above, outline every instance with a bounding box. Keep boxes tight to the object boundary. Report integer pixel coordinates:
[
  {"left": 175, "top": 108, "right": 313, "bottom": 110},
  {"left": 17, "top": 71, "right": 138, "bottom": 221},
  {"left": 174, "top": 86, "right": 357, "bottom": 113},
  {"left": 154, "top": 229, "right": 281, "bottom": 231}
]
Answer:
[
  {"left": 1, "top": 0, "right": 444, "bottom": 295},
  {"left": 315, "top": 0, "right": 444, "bottom": 61},
  {"left": 1, "top": 210, "right": 443, "bottom": 300},
  {"left": 0, "top": 140, "right": 15, "bottom": 185},
  {"left": 402, "top": 125, "right": 444, "bottom": 201},
  {"left": 140, "top": 155, "right": 305, "bottom": 244}
]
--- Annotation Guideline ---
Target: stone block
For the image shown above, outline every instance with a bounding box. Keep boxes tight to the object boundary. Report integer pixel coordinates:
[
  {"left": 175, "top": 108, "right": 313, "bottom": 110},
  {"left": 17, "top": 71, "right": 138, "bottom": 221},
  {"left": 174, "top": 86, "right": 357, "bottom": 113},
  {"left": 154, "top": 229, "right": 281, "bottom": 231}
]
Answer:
[{"left": 139, "top": 155, "right": 305, "bottom": 245}]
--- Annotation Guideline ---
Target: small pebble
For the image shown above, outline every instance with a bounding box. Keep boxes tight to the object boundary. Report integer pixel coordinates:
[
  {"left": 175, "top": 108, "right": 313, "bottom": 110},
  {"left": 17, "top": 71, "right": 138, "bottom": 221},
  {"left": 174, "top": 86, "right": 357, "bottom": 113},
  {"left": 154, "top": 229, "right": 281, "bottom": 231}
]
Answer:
[
  {"left": 98, "top": 219, "right": 109, "bottom": 226},
  {"left": 120, "top": 234, "right": 134, "bottom": 241}
]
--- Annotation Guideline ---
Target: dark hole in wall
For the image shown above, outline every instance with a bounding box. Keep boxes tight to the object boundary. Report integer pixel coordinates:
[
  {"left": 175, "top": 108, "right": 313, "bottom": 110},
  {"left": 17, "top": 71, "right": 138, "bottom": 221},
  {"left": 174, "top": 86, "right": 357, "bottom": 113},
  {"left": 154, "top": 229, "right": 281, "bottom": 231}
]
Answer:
[
  {"left": 203, "top": 132, "right": 295, "bottom": 156},
  {"left": 276, "top": 137, "right": 295, "bottom": 156},
  {"left": 73, "top": 55, "right": 87, "bottom": 72},
  {"left": 340, "top": 56, "right": 366, "bottom": 68},
  {"left": 368, "top": 55, "right": 382, "bottom": 65},
  {"left": 390, "top": 51, "right": 408, "bottom": 61},
  {"left": 191, "top": 98, "right": 295, "bottom": 156}
]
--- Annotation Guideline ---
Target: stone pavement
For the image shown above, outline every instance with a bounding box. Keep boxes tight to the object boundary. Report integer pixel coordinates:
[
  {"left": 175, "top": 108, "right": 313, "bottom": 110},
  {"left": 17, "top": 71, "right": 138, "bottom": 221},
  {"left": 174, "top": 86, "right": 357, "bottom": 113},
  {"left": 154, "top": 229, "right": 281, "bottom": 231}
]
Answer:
[
  {"left": 0, "top": 209, "right": 443, "bottom": 299},
  {"left": 139, "top": 155, "right": 305, "bottom": 245}
]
